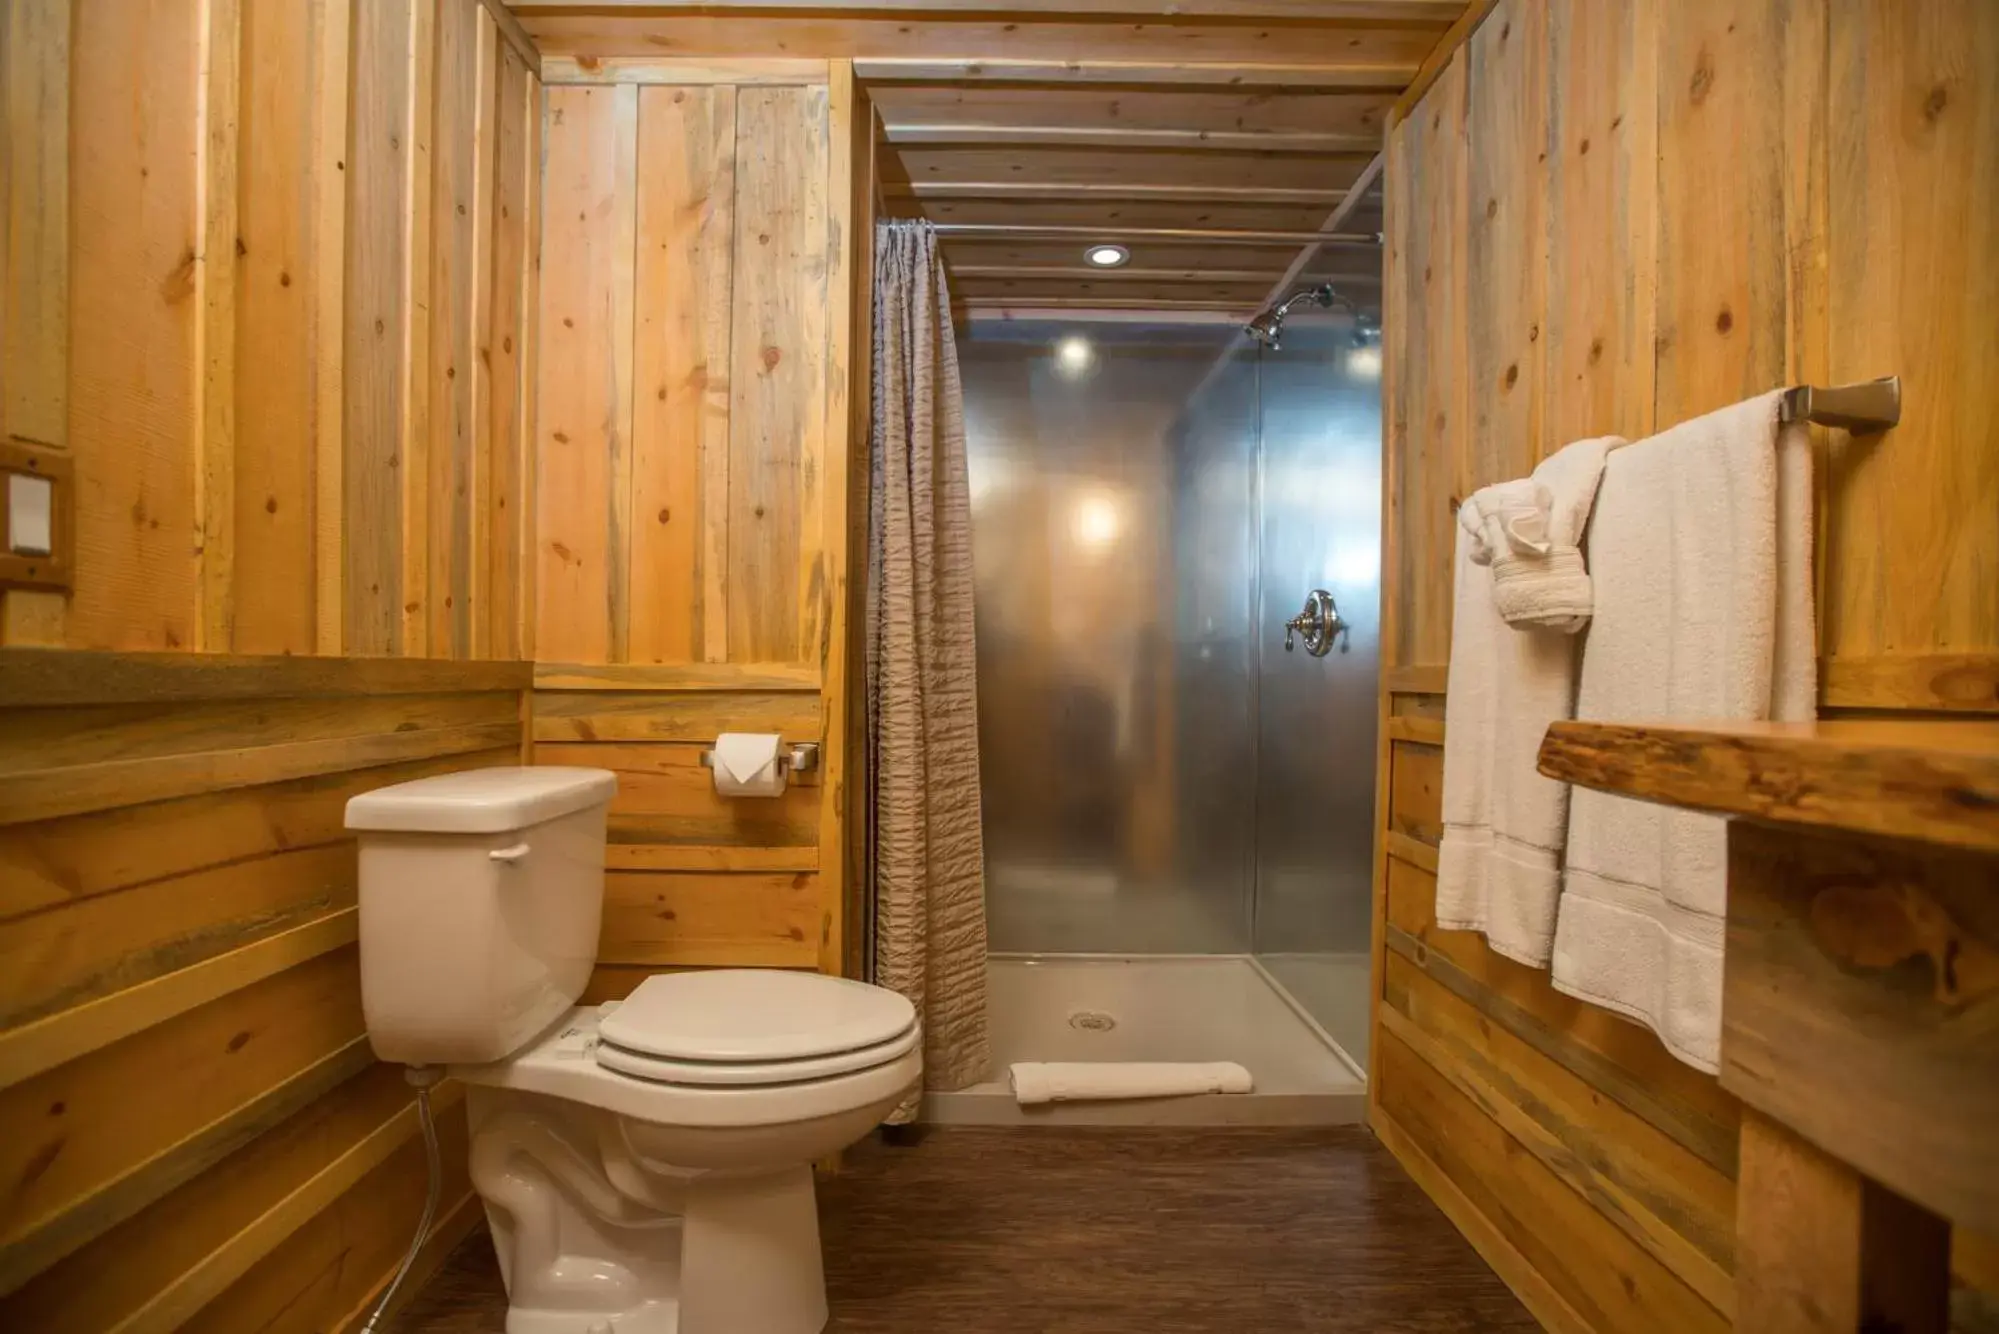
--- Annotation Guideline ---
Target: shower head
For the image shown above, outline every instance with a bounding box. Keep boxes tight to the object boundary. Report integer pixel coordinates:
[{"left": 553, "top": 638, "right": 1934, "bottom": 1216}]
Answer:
[
  {"left": 1242, "top": 282, "right": 1343, "bottom": 351},
  {"left": 1244, "top": 311, "right": 1283, "bottom": 349}
]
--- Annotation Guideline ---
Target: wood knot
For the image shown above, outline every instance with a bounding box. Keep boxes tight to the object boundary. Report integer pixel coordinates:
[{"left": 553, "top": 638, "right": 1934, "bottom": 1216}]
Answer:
[
  {"left": 1809, "top": 880, "right": 1999, "bottom": 1008},
  {"left": 1715, "top": 306, "right": 1733, "bottom": 334},
  {"left": 1689, "top": 49, "right": 1716, "bottom": 105}
]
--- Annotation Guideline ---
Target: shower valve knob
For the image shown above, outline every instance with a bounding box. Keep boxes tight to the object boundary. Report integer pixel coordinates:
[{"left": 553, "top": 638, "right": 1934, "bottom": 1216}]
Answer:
[{"left": 1283, "top": 590, "right": 1345, "bottom": 657}]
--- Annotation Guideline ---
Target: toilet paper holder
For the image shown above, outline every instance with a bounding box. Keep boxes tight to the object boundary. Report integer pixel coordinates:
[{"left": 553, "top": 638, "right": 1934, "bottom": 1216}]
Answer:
[{"left": 698, "top": 742, "right": 819, "bottom": 775}]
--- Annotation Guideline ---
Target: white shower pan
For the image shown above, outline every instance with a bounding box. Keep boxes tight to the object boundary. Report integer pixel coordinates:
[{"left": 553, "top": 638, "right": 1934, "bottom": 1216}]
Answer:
[{"left": 920, "top": 954, "right": 1366, "bottom": 1127}]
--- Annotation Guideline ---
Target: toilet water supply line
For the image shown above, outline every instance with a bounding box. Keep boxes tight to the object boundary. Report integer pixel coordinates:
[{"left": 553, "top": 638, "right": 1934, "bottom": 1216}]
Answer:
[{"left": 361, "top": 1065, "right": 446, "bottom": 1334}]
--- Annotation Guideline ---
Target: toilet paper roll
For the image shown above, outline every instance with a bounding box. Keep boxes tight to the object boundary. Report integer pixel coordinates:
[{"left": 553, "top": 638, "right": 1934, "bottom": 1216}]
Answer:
[{"left": 711, "top": 733, "right": 786, "bottom": 798}]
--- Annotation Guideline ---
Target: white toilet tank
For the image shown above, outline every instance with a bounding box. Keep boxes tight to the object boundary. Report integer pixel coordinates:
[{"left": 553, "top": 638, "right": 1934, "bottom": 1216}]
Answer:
[{"left": 346, "top": 766, "right": 618, "bottom": 1066}]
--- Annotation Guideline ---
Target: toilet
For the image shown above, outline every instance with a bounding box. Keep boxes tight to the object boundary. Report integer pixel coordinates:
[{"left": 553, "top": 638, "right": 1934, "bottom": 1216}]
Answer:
[{"left": 346, "top": 766, "right": 921, "bottom": 1334}]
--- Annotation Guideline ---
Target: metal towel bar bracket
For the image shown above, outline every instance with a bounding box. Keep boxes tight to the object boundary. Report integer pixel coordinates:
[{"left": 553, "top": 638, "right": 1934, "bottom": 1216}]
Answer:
[
  {"left": 1777, "top": 376, "right": 1901, "bottom": 432},
  {"left": 698, "top": 742, "right": 819, "bottom": 775}
]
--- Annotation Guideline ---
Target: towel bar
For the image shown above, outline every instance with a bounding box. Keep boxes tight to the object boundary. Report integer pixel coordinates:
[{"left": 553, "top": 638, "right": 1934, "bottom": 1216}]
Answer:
[{"left": 1777, "top": 376, "right": 1900, "bottom": 432}]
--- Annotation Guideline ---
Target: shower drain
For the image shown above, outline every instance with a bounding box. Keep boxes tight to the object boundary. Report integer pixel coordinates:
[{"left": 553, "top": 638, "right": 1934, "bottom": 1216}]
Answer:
[{"left": 1068, "top": 1009, "right": 1118, "bottom": 1033}]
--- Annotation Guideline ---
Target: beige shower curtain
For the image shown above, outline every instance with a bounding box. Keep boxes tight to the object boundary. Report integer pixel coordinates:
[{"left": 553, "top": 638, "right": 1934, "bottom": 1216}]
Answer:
[{"left": 867, "top": 221, "right": 990, "bottom": 1108}]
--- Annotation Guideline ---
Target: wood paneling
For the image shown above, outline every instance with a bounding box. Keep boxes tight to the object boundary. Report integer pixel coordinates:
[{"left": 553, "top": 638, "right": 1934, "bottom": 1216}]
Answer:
[
  {"left": 729, "top": 85, "right": 831, "bottom": 665},
  {"left": 1382, "top": 953, "right": 1736, "bottom": 1312},
  {"left": 0, "top": 0, "right": 537, "bottom": 1319},
  {"left": 0, "top": 0, "right": 537, "bottom": 658},
  {"left": 631, "top": 83, "right": 737, "bottom": 666},
  {"left": 531, "top": 688, "right": 822, "bottom": 743},
  {"left": 539, "top": 741, "right": 819, "bottom": 848},
  {"left": 1376, "top": 1031, "right": 1729, "bottom": 1334},
  {"left": 602, "top": 869, "right": 824, "bottom": 967},
  {"left": 1384, "top": 50, "right": 1465, "bottom": 672},
  {"left": 535, "top": 72, "right": 834, "bottom": 669},
  {"left": 0, "top": 651, "right": 523, "bottom": 1319},
  {"left": 536, "top": 82, "right": 638, "bottom": 664},
  {"left": 1377, "top": 1, "right": 1999, "bottom": 1328},
  {"left": 1820, "top": 0, "right": 1999, "bottom": 668},
  {"left": 528, "top": 58, "right": 861, "bottom": 982}
]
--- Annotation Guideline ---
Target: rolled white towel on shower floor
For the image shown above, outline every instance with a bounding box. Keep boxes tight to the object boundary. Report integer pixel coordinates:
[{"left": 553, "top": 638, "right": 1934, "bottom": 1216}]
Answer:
[{"left": 1008, "top": 1061, "right": 1254, "bottom": 1106}]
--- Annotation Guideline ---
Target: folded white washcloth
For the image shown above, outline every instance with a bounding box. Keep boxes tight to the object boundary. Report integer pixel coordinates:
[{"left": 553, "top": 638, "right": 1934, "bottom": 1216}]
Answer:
[
  {"left": 1007, "top": 1062, "right": 1253, "bottom": 1106},
  {"left": 1458, "top": 435, "right": 1621, "bottom": 632}
]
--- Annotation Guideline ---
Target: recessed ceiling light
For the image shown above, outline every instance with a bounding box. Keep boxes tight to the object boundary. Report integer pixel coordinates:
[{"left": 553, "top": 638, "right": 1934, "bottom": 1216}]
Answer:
[{"left": 1084, "top": 244, "right": 1130, "bottom": 268}]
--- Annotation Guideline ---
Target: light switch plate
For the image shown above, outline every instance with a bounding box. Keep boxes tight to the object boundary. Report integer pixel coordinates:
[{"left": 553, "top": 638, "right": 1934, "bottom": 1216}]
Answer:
[
  {"left": 9, "top": 472, "right": 53, "bottom": 556},
  {"left": 0, "top": 439, "right": 73, "bottom": 591}
]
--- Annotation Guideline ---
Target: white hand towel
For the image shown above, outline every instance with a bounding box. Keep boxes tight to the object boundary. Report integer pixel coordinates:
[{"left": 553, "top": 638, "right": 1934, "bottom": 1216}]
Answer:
[
  {"left": 1436, "top": 436, "right": 1620, "bottom": 965},
  {"left": 1458, "top": 435, "right": 1619, "bottom": 632},
  {"left": 1551, "top": 392, "right": 1815, "bottom": 1073},
  {"left": 1008, "top": 1062, "right": 1253, "bottom": 1106}
]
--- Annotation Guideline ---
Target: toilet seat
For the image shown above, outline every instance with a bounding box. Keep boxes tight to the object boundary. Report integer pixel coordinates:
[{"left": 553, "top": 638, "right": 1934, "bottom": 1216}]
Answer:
[
  {"left": 598, "top": 970, "right": 917, "bottom": 1064},
  {"left": 454, "top": 1005, "right": 923, "bottom": 1130},
  {"left": 594, "top": 1020, "right": 921, "bottom": 1086}
]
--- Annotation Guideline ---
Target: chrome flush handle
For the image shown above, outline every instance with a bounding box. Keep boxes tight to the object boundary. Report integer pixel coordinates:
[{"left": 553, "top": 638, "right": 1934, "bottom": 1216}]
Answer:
[{"left": 1283, "top": 589, "right": 1347, "bottom": 657}]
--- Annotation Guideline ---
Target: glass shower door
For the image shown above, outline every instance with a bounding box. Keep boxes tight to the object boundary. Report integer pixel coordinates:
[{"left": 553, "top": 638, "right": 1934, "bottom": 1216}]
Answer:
[{"left": 1251, "top": 312, "right": 1383, "bottom": 1064}]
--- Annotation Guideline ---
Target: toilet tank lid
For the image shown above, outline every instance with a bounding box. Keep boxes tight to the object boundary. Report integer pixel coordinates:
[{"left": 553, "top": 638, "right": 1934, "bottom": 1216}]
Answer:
[{"left": 345, "top": 766, "right": 617, "bottom": 834}]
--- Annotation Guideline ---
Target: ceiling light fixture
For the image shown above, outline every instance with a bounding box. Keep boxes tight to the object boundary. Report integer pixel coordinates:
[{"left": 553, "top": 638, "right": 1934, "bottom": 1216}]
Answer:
[{"left": 1084, "top": 244, "right": 1130, "bottom": 268}]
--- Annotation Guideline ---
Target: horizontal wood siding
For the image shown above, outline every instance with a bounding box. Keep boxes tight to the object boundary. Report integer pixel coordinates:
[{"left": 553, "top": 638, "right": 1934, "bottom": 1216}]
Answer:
[
  {"left": 1375, "top": 0, "right": 1999, "bottom": 1328},
  {"left": 0, "top": 652, "right": 523, "bottom": 1325}
]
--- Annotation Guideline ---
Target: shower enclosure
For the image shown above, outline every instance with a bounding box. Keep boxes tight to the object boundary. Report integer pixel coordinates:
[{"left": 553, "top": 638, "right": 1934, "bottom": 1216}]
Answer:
[{"left": 932, "top": 308, "right": 1382, "bottom": 1123}]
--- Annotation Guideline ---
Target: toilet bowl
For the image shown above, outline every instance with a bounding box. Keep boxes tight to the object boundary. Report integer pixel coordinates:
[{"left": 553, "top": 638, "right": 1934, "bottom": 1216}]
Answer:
[{"left": 346, "top": 767, "right": 920, "bottom": 1334}]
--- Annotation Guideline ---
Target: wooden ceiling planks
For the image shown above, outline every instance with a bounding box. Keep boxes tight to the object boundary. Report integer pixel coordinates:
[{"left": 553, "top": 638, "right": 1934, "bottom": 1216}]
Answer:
[
  {"left": 508, "top": 0, "right": 1465, "bottom": 314},
  {"left": 869, "top": 85, "right": 1396, "bottom": 153},
  {"left": 514, "top": 0, "right": 1463, "bottom": 17},
  {"left": 514, "top": 15, "right": 1451, "bottom": 68}
]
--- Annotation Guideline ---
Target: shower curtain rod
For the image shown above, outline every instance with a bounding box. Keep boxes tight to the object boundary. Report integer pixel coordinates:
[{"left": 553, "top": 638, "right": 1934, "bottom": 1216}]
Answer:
[{"left": 927, "top": 223, "right": 1382, "bottom": 245}]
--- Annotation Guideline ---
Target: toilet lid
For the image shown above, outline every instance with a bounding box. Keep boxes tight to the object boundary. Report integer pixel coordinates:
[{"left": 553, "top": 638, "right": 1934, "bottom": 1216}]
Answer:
[
  {"left": 594, "top": 1020, "right": 921, "bottom": 1087},
  {"left": 597, "top": 970, "right": 917, "bottom": 1063}
]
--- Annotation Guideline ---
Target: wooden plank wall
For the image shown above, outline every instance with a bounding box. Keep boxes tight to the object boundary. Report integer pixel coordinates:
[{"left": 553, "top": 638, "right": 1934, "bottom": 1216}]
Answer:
[
  {"left": 531, "top": 58, "right": 864, "bottom": 995},
  {"left": 0, "top": 651, "right": 528, "bottom": 1332},
  {"left": 1372, "top": 2, "right": 1999, "bottom": 1331},
  {"left": 0, "top": 0, "right": 546, "bottom": 1326},
  {"left": 0, "top": 0, "right": 544, "bottom": 660}
]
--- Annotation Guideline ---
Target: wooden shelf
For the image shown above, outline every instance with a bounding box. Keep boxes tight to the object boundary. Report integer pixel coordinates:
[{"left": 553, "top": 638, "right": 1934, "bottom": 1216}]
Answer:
[{"left": 1536, "top": 719, "right": 1999, "bottom": 854}]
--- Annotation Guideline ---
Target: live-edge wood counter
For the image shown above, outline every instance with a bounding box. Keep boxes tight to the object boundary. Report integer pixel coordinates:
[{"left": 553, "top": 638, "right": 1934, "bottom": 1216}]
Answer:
[{"left": 1539, "top": 720, "right": 1999, "bottom": 1334}]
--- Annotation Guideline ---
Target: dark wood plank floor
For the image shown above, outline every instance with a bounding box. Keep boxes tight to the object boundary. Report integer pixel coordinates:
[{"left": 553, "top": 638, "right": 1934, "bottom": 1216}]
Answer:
[{"left": 393, "top": 1127, "right": 1538, "bottom": 1333}]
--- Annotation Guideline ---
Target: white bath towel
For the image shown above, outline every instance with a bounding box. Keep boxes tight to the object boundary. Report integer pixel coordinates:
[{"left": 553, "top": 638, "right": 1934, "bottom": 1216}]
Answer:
[
  {"left": 1008, "top": 1062, "right": 1253, "bottom": 1106},
  {"left": 1436, "top": 436, "right": 1621, "bottom": 965},
  {"left": 1551, "top": 391, "right": 1816, "bottom": 1073},
  {"left": 1458, "top": 435, "right": 1619, "bottom": 632}
]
